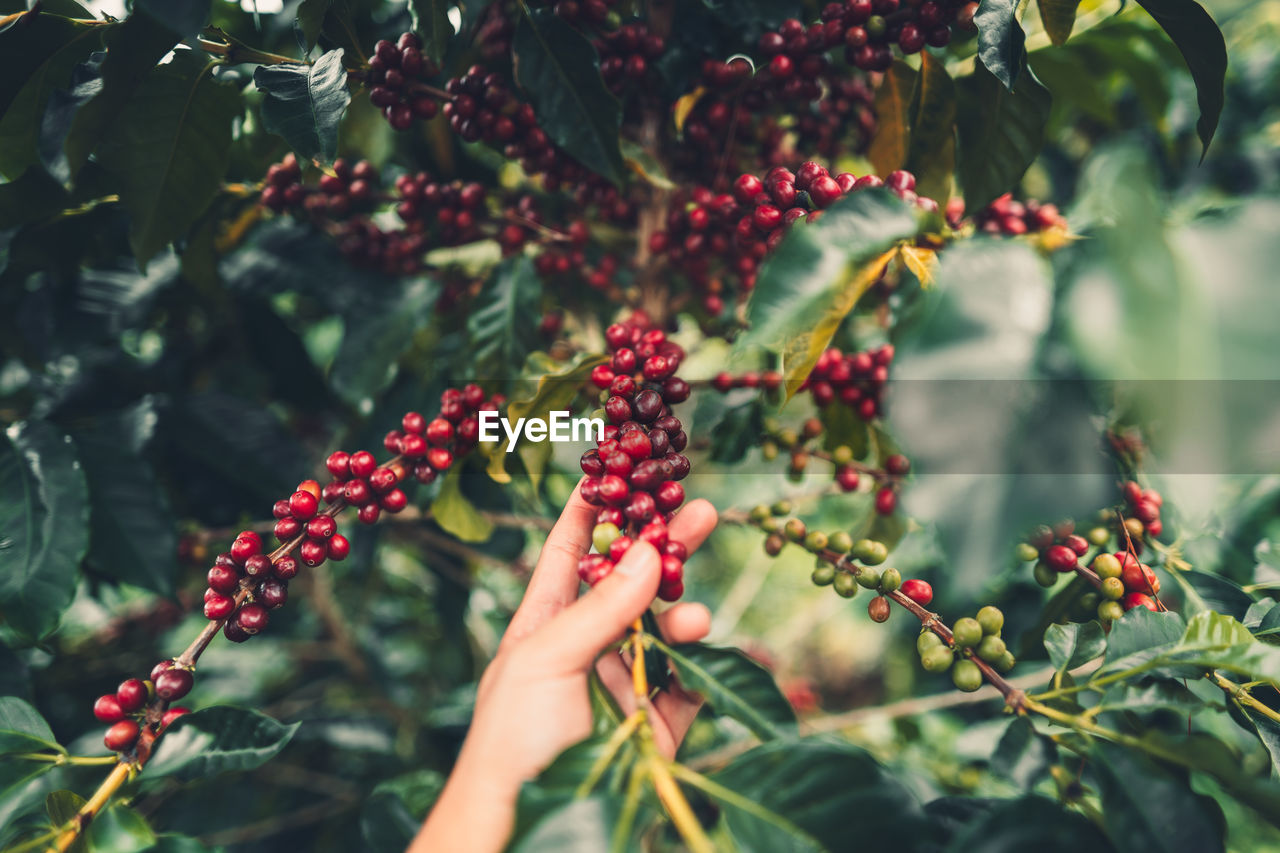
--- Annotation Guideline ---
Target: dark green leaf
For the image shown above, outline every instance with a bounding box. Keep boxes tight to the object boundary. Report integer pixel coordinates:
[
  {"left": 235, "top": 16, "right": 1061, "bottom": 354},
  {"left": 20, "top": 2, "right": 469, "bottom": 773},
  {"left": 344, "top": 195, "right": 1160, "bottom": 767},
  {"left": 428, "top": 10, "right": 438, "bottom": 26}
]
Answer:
[
  {"left": 511, "top": 795, "right": 625, "bottom": 853},
  {"left": 1038, "top": 0, "right": 1081, "bottom": 45},
  {"left": 955, "top": 62, "right": 1051, "bottom": 209},
  {"left": 1232, "top": 703, "right": 1280, "bottom": 780},
  {"left": 330, "top": 276, "right": 437, "bottom": 405},
  {"left": 1170, "top": 569, "right": 1255, "bottom": 621},
  {"left": 431, "top": 469, "right": 494, "bottom": 543},
  {"left": 942, "top": 794, "right": 1115, "bottom": 852},
  {"left": 408, "top": 0, "right": 453, "bottom": 60},
  {"left": 1098, "top": 606, "right": 1185, "bottom": 671},
  {"left": 653, "top": 640, "right": 796, "bottom": 740},
  {"left": 512, "top": 8, "right": 624, "bottom": 184},
  {"left": 360, "top": 770, "right": 445, "bottom": 853},
  {"left": 1091, "top": 740, "right": 1224, "bottom": 853},
  {"left": 1044, "top": 621, "right": 1106, "bottom": 675},
  {"left": 712, "top": 737, "right": 938, "bottom": 853},
  {"left": 255, "top": 48, "right": 350, "bottom": 163},
  {"left": 46, "top": 790, "right": 88, "bottom": 853},
  {"left": 133, "top": 0, "right": 210, "bottom": 39},
  {"left": 296, "top": 0, "right": 330, "bottom": 52},
  {"left": 0, "top": 759, "right": 55, "bottom": 830},
  {"left": 0, "top": 697, "right": 61, "bottom": 754},
  {"left": 705, "top": 393, "right": 765, "bottom": 465},
  {"left": 738, "top": 189, "right": 919, "bottom": 389},
  {"left": 70, "top": 406, "right": 176, "bottom": 597},
  {"left": 145, "top": 706, "right": 299, "bottom": 782},
  {"left": 1096, "top": 681, "right": 1205, "bottom": 714},
  {"left": 975, "top": 0, "right": 1026, "bottom": 90},
  {"left": 0, "top": 165, "right": 69, "bottom": 229},
  {"left": 85, "top": 803, "right": 157, "bottom": 853},
  {"left": 905, "top": 51, "right": 956, "bottom": 203},
  {"left": 467, "top": 256, "right": 542, "bottom": 380},
  {"left": 95, "top": 50, "right": 240, "bottom": 270},
  {"left": 990, "top": 718, "right": 1056, "bottom": 790},
  {"left": 512, "top": 734, "right": 632, "bottom": 843},
  {"left": 1133, "top": 0, "right": 1226, "bottom": 154},
  {"left": 0, "top": 420, "right": 89, "bottom": 642}
]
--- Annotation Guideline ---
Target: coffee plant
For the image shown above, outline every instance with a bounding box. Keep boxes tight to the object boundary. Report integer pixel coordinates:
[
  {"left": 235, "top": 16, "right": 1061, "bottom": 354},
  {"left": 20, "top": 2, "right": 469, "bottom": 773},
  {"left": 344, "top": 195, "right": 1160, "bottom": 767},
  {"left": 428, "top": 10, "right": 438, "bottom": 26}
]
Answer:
[{"left": 1, "top": 0, "right": 1278, "bottom": 850}]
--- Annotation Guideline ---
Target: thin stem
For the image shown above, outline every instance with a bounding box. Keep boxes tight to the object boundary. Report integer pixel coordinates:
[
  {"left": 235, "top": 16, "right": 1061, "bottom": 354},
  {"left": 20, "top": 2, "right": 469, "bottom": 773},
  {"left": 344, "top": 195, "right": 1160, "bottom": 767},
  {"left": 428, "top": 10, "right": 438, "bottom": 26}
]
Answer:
[
  {"left": 3, "top": 827, "right": 62, "bottom": 853},
  {"left": 52, "top": 761, "right": 131, "bottom": 852},
  {"left": 611, "top": 762, "right": 648, "bottom": 853},
  {"left": 578, "top": 713, "right": 643, "bottom": 797},
  {"left": 669, "top": 761, "right": 813, "bottom": 838},
  {"left": 9, "top": 752, "right": 118, "bottom": 767},
  {"left": 1212, "top": 671, "right": 1280, "bottom": 726},
  {"left": 646, "top": 755, "right": 716, "bottom": 853},
  {"left": 631, "top": 618, "right": 649, "bottom": 704}
]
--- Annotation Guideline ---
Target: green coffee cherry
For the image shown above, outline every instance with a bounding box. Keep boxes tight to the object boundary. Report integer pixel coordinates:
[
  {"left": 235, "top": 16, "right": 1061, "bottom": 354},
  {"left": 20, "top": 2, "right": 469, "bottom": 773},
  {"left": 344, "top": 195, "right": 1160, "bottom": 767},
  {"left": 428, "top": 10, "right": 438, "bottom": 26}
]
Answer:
[
  {"left": 993, "top": 651, "right": 1016, "bottom": 673},
  {"left": 832, "top": 445, "right": 854, "bottom": 465},
  {"left": 1015, "top": 543, "right": 1040, "bottom": 563},
  {"left": 917, "top": 630, "right": 943, "bottom": 655},
  {"left": 976, "top": 635, "right": 1006, "bottom": 663},
  {"left": 1087, "top": 526, "right": 1111, "bottom": 547},
  {"left": 952, "top": 617, "right": 983, "bottom": 648},
  {"left": 833, "top": 572, "right": 860, "bottom": 598},
  {"left": 763, "top": 417, "right": 781, "bottom": 434},
  {"left": 828, "top": 531, "right": 854, "bottom": 553},
  {"left": 784, "top": 518, "right": 807, "bottom": 542},
  {"left": 1033, "top": 561, "right": 1057, "bottom": 587},
  {"left": 854, "top": 539, "right": 888, "bottom": 565},
  {"left": 778, "top": 428, "right": 798, "bottom": 447},
  {"left": 1101, "top": 576, "right": 1125, "bottom": 600},
  {"left": 764, "top": 534, "right": 785, "bottom": 556},
  {"left": 921, "top": 646, "right": 955, "bottom": 673},
  {"left": 592, "top": 523, "right": 620, "bottom": 554},
  {"left": 1097, "top": 600, "right": 1124, "bottom": 623},
  {"left": 866, "top": 14, "right": 887, "bottom": 38},
  {"left": 749, "top": 504, "right": 772, "bottom": 523},
  {"left": 812, "top": 564, "right": 836, "bottom": 586},
  {"left": 761, "top": 516, "right": 781, "bottom": 534},
  {"left": 761, "top": 441, "right": 779, "bottom": 461},
  {"left": 804, "top": 531, "right": 829, "bottom": 552},
  {"left": 976, "top": 606, "right": 1004, "bottom": 636},
  {"left": 1079, "top": 592, "right": 1099, "bottom": 612},
  {"left": 952, "top": 659, "right": 983, "bottom": 692},
  {"left": 878, "top": 567, "right": 901, "bottom": 593},
  {"left": 1092, "top": 553, "right": 1122, "bottom": 579},
  {"left": 771, "top": 499, "right": 792, "bottom": 517},
  {"left": 854, "top": 565, "right": 881, "bottom": 589}
]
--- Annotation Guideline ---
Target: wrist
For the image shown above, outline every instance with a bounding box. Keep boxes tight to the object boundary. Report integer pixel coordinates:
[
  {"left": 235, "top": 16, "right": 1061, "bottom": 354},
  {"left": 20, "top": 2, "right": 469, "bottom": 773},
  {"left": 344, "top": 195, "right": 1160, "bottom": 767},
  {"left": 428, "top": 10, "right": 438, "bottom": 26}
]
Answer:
[{"left": 414, "top": 746, "right": 524, "bottom": 853}]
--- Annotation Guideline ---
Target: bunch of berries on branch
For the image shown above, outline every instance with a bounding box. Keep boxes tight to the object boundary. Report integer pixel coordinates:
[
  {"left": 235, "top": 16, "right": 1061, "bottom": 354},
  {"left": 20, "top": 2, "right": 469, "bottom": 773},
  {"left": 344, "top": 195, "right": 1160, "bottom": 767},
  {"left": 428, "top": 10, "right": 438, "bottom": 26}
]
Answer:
[
  {"left": 752, "top": 416, "right": 908, "bottom": 509},
  {"left": 368, "top": 33, "right": 441, "bottom": 130},
  {"left": 579, "top": 316, "right": 693, "bottom": 601}
]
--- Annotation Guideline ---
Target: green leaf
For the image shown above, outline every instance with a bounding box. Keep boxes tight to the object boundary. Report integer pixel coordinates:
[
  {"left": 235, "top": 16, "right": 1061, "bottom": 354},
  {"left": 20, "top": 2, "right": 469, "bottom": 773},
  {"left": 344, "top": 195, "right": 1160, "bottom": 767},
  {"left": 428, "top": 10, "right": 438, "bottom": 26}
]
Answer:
[
  {"left": 511, "top": 795, "right": 625, "bottom": 853},
  {"left": 0, "top": 759, "right": 56, "bottom": 831},
  {"left": 651, "top": 640, "right": 796, "bottom": 740},
  {"left": 975, "top": 0, "right": 1026, "bottom": 90},
  {"left": 1096, "top": 681, "right": 1205, "bottom": 715},
  {"left": 1169, "top": 569, "right": 1255, "bottom": 621},
  {"left": 990, "top": 718, "right": 1056, "bottom": 790},
  {"left": 255, "top": 48, "right": 350, "bottom": 164},
  {"left": 1044, "top": 621, "right": 1106, "bottom": 675},
  {"left": 145, "top": 707, "right": 299, "bottom": 782},
  {"left": 0, "top": 697, "right": 62, "bottom": 754},
  {"left": 47, "top": 790, "right": 88, "bottom": 853},
  {"left": 866, "top": 60, "right": 915, "bottom": 177},
  {"left": 467, "top": 256, "right": 542, "bottom": 379},
  {"left": 512, "top": 8, "right": 624, "bottom": 185},
  {"left": 0, "top": 14, "right": 105, "bottom": 178},
  {"left": 408, "top": 0, "right": 454, "bottom": 60},
  {"left": 131, "top": 0, "right": 210, "bottom": 39},
  {"left": 955, "top": 62, "right": 1051, "bottom": 209},
  {"left": 705, "top": 393, "right": 766, "bottom": 465},
  {"left": 1231, "top": 703, "right": 1280, "bottom": 780},
  {"left": 904, "top": 52, "right": 956, "bottom": 202},
  {"left": 0, "top": 164, "right": 70, "bottom": 229},
  {"left": 86, "top": 803, "right": 157, "bottom": 853},
  {"left": 330, "top": 276, "right": 437, "bottom": 406},
  {"left": 711, "top": 737, "right": 937, "bottom": 852},
  {"left": 1091, "top": 740, "right": 1225, "bottom": 853},
  {"left": 1038, "top": 0, "right": 1081, "bottom": 45},
  {"left": 70, "top": 410, "right": 176, "bottom": 597},
  {"left": 512, "top": 734, "right": 634, "bottom": 843},
  {"left": 0, "top": 420, "right": 89, "bottom": 643},
  {"left": 942, "top": 794, "right": 1115, "bottom": 852},
  {"left": 360, "top": 770, "right": 445, "bottom": 853},
  {"left": 1099, "top": 606, "right": 1185, "bottom": 671},
  {"left": 1133, "top": 0, "right": 1226, "bottom": 155},
  {"left": 1160, "top": 611, "right": 1280, "bottom": 683},
  {"left": 95, "top": 50, "right": 240, "bottom": 270},
  {"left": 431, "top": 468, "right": 494, "bottom": 543},
  {"left": 738, "top": 189, "right": 919, "bottom": 394}
]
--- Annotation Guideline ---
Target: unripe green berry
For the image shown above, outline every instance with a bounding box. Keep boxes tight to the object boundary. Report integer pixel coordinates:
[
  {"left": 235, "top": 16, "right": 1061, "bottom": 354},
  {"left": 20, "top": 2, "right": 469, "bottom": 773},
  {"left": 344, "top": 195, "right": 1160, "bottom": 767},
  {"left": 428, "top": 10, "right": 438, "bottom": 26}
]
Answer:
[
  {"left": 917, "top": 630, "right": 943, "bottom": 655},
  {"left": 804, "top": 531, "right": 829, "bottom": 552},
  {"left": 833, "top": 571, "right": 860, "bottom": 598},
  {"left": 1015, "top": 543, "right": 1040, "bottom": 563},
  {"left": 777, "top": 428, "right": 798, "bottom": 447},
  {"left": 878, "top": 567, "right": 901, "bottom": 593},
  {"left": 1079, "top": 592, "right": 1099, "bottom": 612},
  {"left": 784, "top": 518, "right": 807, "bottom": 542},
  {"left": 761, "top": 517, "right": 781, "bottom": 534},
  {"left": 1087, "top": 526, "right": 1111, "bottom": 547},
  {"left": 976, "top": 606, "right": 1004, "bottom": 636},
  {"left": 1101, "top": 576, "right": 1125, "bottom": 600},
  {"left": 952, "top": 659, "right": 983, "bottom": 692},
  {"left": 764, "top": 534, "right": 785, "bottom": 556},
  {"left": 812, "top": 564, "right": 836, "bottom": 586},
  {"left": 749, "top": 504, "right": 772, "bottom": 523},
  {"left": 921, "top": 645, "right": 954, "bottom": 673},
  {"left": 976, "top": 635, "right": 1006, "bottom": 663},
  {"left": 592, "top": 523, "right": 620, "bottom": 554},
  {"left": 832, "top": 445, "right": 854, "bottom": 465},
  {"left": 763, "top": 417, "right": 781, "bottom": 434},
  {"left": 867, "top": 14, "right": 887, "bottom": 37},
  {"left": 952, "top": 617, "right": 983, "bottom": 648},
  {"left": 854, "top": 565, "right": 881, "bottom": 589},
  {"left": 1033, "top": 562, "right": 1057, "bottom": 587},
  {"left": 854, "top": 539, "right": 888, "bottom": 565},
  {"left": 1097, "top": 600, "right": 1124, "bottom": 623},
  {"left": 761, "top": 441, "right": 779, "bottom": 461},
  {"left": 829, "top": 531, "right": 854, "bottom": 553},
  {"left": 1092, "top": 553, "right": 1122, "bottom": 579},
  {"left": 771, "top": 499, "right": 792, "bottom": 516},
  {"left": 993, "top": 651, "right": 1016, "bottom": 673}
]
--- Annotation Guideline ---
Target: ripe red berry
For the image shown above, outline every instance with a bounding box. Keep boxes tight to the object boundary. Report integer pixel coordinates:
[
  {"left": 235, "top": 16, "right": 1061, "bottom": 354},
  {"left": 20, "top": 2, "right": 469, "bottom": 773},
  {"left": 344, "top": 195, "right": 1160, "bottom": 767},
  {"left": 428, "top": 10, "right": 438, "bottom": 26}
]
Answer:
[
  {"left": 1064, "top": 534, "right": 1089, "bottom": 556},
  {"left": 1121, "top": 560, "right": 1160, "bottom": 595},
  {"left": 402, "top": 411, "right": 426, "bottom": 434},
  {"left": 885, "top": 454, "right": 910, "bottom": 477},
  {"left": 204, "top": 592, "right": 236, "bottom": 620},
  {"left": 160, "top": 707, "right": 190, "bottom": 731},
  {"left": 150, "top": 659, "right": 174, "bottom": 682},
  {"left": 428, "top": 448, "right": 454, "bottom": 471},
  {"left": 638, "top": 521, "right": 668, "bottom": 549},
  {"left": 381, "top": 488, "right": 408, "bottom": 512},
  {"left": 1045, "top": 544, "right": 1079, "bottom": 573},
  {"left": 258, "top": 579, "right": 288, "bottom": 609},
  {"left": 752, "top": 205, "right": 783, "bottom": 232},
  {"left": 344, "top": 479, "right": 372, "bottom": 506},
  {"left": 358, "top": 503, "right": 382, "bottom": 524},
  {"left": 104, "top": 720, "right": 141, "bottom": 752},
  {"left": 1122, "top": 592, "right": 1158, "bottom": 612},
  {"left": 208, "top": 564, "right": 239, "bottom": 594},
  {"left": 116, "top": 678, "right": 148, "bottom": 713},
  {"left": 244, "top": 553, "right": 273, "bottom": 578},
  {"left": 229, "top": 535, "right": 260, "bottom": 565},
  {"left": 93, "top": 694, "right": 125, "bottom": 723},
  {"left": 306, "top": 515, "right": 337, "bottom": 539},
  {"left": 655, "top": 481, "right": 685, "bottom": 512},
  {"left": 327, "top": 534, "right": 351, "bottom": 561},
  {"left": 836, "top": 466, "right": 861, "bottom": 492},
  {"left": 289, "top": 490, "right": 319, "bottom": 520},
  {"left": 237, "top": 603, "right": 269, "bottom": 634},
  {"left": 155, "top": 668, "right": 194, "bottom": 701},
  {"left": 300, "top": 539, "right": 328, "bottom": 567},
  {"left": 599, "top": 475, "right": 630, "bottom": 505},
  {"left": 808, "top": 175, "right": 843, "bottom": 208},
  {"left": 874, "top": 487, "right": 897, "bottom": 515},
  {"left": 273, "top": 555, "right": 299, "bottom": 580},
  {"left": 349, "top": 450, "right": 377, "bottom": 479}
]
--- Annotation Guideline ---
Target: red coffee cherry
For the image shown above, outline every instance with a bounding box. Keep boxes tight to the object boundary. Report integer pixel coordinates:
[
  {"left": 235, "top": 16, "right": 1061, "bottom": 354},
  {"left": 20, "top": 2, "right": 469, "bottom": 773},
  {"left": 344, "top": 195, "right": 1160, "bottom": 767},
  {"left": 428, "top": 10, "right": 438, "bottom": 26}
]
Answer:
[
  {"left": 300, "top": 539, "right": 328, "bottom": 567},
  {"left": 1122, "top": 592, "right": 1158, "bottom": 612},
  {"left": 307, "top": 515, "right": 337, "bottom": 539},
  {"left": 885, "top": 454, "right": 910, "bottom": 477},
  {"left": 1045, "top": 544, "right": 1079, "bottom": 573},
  {"left": 273, "top": 555, "right": 299, "bottom": 580},
  {"left": 236, "top": 603, "right": 270, "bottom": 634},
  {"left": 116, "top": 678, "right": 148, "bottom": 713},
  {"left": 874, "top": 487, "right": 897, "bottom": 515},
  {"left": 104, "top": 720, "right": 141, "bottom": 753},
  {"left": 204, "top": 592, "right": 236, "bottom": 621},
  {"left": 258, "top": 579, "right": 289, "bottom": 609},
  {"left": 151, "top": 660, "right": 174, "bottom": 681},
  {"left": 402, "top": 411, "right": 426, "bottom": 435},
  {"left": 326, "top": 451, "right": 352, "bottom": 479},
  {"left": 901, "top": 578, "right": 933, "bottom": 606},
  {"left": 349, "top": 450, "right": 377, "bottom": 479},
  {"left": 155, "top": 668, "right": 194, "bottom": 701},
  {"left": 93, "top": 694, "right": 125, "bottom": 723},
  {"left": 289, "top": 490, "right": 319, "bottom": 520},
  {"left": 160, "top": 707, "right": 190, "bottom": 731},
  {"left": 244, "top": 553, "right": 273, "bottom": 578},
  {"left": 208, "top": 564, "right": 239, "bottom": 594},
  {"left": 327, "top": 534, "right": 352, "bottom": 561}
]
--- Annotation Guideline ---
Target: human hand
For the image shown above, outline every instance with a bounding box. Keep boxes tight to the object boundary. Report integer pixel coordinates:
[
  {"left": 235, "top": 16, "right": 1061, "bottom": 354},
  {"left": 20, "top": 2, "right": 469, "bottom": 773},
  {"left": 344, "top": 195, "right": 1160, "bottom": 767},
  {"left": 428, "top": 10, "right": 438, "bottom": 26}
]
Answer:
[{"left": 412, "top": 481, "right": 718, "bottom": 853}]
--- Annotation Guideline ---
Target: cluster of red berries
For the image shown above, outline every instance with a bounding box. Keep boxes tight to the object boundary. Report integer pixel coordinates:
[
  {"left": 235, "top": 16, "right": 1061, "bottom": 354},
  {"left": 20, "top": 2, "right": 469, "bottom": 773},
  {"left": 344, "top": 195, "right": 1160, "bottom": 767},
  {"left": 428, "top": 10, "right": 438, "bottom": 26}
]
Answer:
[
  {"left": 803, "top": 344, "right": 895, "bottom": 420},
  {"left": 753, "top": 415, "right": 907, "bottom": 510},
  {"left": 335, "top": 219, "right": 428, "bottom": 276},
  {"left": 1091, "top": 550, "right": 1162, "bottom": 616},
  {"left": 369, "top": 33, "right": 441, "bottom": 130},
  {"left": 794, "top": 72, "right": 878, "bottom": 162},
  {"left": 394, "top": 173, "right": 487, "bottom": 246},
  {"left": 579, "top": 317, "right": 693, "bottom": 601},
  {"left": 648, "top": 187, "right": 758, "bottom": 316},
  {"left": 962, "top": 194, "right": 1067, "bottom": 236},
  {"left": 93, "top": 669, "right": 192, "bottom": 753},
  {"left": 820, "top": 1, "right": 975, "bottom": 70},
  {"left": 1121, "top": 480, "right": 1165, "bottom": 540},
  {"left": 594, "top": 22, "right": 664, "bottom": 93},
  {"left": 260, "top": 155, "right": 381, "bottom": 219},
  {"left": 260, "top": 153, "right": 304, "bottom": 212}
]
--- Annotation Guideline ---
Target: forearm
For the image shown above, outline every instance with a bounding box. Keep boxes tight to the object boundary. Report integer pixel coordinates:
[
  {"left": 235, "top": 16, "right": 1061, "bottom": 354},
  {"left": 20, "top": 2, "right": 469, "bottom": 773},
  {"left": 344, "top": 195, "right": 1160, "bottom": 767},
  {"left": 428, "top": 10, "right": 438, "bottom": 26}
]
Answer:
[{"left": 410, "top": 751, "right": 522, "bottom": 853}]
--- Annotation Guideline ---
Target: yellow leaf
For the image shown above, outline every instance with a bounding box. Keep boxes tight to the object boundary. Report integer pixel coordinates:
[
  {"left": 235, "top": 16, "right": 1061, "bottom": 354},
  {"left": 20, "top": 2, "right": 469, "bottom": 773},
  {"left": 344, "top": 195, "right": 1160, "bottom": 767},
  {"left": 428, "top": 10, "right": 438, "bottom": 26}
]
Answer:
[
  {"left": 620, "top": 139, "right": 676, "bottom": 189},
  {"left": 780, "top": 248, "right": 897, "bottom": 400},
  {"left": 898, "top": 244, "right": 938, "bottom": 286},
  {"left": 867, "top": 61, "right": 916, "bottom": 177},
  {"left": 1033, "top": 224, "right": 1078, "bottom": 254},
  {"left": 673, "top": 86, "right": 706, "bottom": 135},
  {"left": 431, "top": 468, "right": 494, "bottom": 543}
]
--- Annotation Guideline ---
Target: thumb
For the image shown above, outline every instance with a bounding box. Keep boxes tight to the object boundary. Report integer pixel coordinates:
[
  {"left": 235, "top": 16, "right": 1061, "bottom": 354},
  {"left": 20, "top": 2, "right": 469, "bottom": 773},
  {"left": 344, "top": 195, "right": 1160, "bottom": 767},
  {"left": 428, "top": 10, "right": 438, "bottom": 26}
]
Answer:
[{"left": 524, "top": 541, "right": 661, "bottom": 672}]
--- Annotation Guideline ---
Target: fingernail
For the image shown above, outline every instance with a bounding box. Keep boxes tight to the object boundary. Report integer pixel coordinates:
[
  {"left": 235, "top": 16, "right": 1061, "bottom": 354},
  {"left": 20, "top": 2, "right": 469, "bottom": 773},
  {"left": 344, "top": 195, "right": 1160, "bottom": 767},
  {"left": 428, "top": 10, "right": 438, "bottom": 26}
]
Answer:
[{"left": 615, "top": 541, "right": 656, "bottom": 576}]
